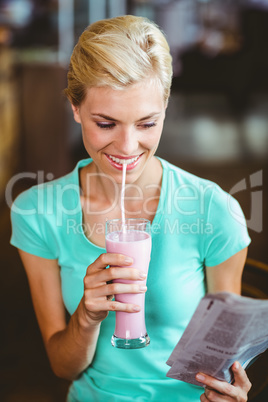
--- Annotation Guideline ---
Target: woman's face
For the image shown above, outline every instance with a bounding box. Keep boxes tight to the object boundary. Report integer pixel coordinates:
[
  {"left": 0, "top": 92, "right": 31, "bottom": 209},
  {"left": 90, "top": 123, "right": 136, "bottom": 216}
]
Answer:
[{"left": 71, "top": 79, "right": 166, "bottom": 184}]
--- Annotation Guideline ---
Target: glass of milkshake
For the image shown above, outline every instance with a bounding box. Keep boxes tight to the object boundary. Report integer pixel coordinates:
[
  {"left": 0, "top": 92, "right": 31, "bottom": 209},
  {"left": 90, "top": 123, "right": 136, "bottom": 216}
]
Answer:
[{"left": 106, "top": 218, "right": 151, "bottom": 349}]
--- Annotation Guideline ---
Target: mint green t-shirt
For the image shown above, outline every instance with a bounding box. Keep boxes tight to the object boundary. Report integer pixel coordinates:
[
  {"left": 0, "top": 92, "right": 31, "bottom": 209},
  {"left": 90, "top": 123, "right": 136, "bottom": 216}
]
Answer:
[{"left": 10, "top": 158, "right": 251, "bottom": 402}]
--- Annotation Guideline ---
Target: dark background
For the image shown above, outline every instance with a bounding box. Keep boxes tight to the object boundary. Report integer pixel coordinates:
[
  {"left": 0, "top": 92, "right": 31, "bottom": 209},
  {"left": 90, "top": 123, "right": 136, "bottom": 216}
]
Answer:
[{"left": 0, "top": 1, "right": 267, "bottom": 401}]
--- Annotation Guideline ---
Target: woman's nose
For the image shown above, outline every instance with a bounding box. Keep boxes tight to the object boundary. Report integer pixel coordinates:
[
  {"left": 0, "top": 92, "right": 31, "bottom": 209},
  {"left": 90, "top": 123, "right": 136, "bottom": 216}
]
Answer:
[{"left": 116, "top": 127, "right": 138, "bottom": 155}]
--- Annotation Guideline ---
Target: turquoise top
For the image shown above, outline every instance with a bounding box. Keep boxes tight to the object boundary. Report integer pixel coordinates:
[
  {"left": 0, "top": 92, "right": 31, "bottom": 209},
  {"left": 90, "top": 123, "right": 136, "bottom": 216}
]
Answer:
[{"left": 10, "top": 158, "right": 251, "bottom": 402}]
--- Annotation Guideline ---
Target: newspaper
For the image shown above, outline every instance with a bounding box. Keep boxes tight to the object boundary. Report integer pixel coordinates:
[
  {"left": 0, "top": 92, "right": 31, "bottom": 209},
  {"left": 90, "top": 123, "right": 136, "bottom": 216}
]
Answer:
[{"left": 166, "top": 292, "right": 268, "bottom": 386}]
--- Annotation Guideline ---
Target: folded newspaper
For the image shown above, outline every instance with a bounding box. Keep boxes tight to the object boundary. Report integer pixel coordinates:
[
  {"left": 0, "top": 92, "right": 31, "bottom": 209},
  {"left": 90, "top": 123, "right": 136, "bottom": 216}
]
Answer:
[{"left": 166, "top": 292, "right": 268, "bottom": 386}]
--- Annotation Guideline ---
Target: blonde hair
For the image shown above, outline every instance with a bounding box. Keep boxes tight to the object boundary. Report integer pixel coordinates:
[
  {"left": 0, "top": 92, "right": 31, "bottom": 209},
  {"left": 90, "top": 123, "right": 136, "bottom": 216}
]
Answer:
[{"left": 64, "top": 15, "right": 173, "bottom": 106}]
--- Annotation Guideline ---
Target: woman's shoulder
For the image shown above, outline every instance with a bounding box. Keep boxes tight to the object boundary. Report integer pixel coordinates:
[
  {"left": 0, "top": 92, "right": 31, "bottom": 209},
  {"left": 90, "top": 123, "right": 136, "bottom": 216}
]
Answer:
[
  {"left": 159, "top": 157, "right": 219, "bottom": 195},
  {"left": 11, "top": 158, "right": 91, "bottom": 211}
]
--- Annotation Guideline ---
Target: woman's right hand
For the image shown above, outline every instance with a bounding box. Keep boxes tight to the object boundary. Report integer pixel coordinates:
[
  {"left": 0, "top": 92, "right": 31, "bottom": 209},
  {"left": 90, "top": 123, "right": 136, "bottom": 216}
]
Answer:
[{"left": 80, "top": 253, "right": 147, "bottom": 325}]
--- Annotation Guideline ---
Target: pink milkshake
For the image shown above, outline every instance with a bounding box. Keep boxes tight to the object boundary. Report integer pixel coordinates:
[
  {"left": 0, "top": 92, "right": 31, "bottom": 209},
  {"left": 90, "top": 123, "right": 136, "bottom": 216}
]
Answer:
[{"left": 106, "top": 219, "right": 151, "bottom": 349}]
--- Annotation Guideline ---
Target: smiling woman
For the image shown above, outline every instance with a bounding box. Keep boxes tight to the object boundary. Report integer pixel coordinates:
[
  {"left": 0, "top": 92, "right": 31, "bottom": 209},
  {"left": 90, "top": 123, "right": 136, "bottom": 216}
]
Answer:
[{"left": 10, "top": 15, "right": 252, "bottom": 402}]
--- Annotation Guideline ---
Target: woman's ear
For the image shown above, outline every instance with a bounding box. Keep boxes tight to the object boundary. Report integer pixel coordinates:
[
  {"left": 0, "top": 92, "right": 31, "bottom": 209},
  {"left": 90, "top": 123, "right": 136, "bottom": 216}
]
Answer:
[{"left": 71, "top": 104, "right": 81, "bottom": 124}]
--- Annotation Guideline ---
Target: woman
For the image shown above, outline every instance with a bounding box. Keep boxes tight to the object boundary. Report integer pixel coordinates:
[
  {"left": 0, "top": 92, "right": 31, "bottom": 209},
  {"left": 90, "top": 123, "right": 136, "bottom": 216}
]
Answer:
[{"left": 11, "top": 15, "right": 252, "bottom": 401}]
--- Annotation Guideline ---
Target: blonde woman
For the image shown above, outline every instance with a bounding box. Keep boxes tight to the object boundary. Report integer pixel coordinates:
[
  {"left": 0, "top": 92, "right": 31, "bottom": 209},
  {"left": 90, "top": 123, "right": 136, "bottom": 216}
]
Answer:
[{"left": 11, "top": 16, "right": 251, "bottom": 401}]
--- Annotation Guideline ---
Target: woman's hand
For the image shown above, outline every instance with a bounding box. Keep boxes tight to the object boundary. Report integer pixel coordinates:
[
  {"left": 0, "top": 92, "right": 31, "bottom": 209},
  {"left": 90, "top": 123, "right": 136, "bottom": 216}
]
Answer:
[
  {"left": 80, "top": 253, "right": 147, "bottom": 326},
  {"left": 196, "top": 362, "right": 252, "bottom": 402}
]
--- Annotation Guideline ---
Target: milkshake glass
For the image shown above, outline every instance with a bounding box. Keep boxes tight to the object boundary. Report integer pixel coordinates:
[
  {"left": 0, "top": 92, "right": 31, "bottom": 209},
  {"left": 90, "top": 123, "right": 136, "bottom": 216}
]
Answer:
[{"left": 105, "top": 218, "right": 151, "bottom": 349}]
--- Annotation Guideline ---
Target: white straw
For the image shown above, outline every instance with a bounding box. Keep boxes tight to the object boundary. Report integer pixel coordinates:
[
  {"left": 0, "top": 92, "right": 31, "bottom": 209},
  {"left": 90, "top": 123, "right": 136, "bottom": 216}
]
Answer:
[{"left": 121, "top": 162, "right": 127, "bottom": 228}]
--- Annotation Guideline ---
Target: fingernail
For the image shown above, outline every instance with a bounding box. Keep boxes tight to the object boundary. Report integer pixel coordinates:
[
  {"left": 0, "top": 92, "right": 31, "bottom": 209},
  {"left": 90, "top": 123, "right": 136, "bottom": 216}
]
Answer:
[
  {"left": 133, "top": 305, "right": 141, "bottom": 311},
  {"left": 139, "top": 272, "right": 147, "bottom": 279},
  {"left": 196, "top": 374, "right": 205, "bottom": 382},
  {"left": 124, "top": 257, "right": 133, "bottom": 263},
  {"left": 233, "top": 362, "right": 239, "bottom": 370},
  {"left": 139, "top": 285, "right": 147, "bottom": 291}
]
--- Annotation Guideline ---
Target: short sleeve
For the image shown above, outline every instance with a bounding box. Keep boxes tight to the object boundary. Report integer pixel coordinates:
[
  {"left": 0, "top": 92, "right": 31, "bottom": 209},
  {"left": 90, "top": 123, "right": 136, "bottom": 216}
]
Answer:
[
  {"left": 10, "top": 188, "right": 58, "bottom": 259},
  {"left": 203, "top": 185, "right": 251, "bottom": 267}
]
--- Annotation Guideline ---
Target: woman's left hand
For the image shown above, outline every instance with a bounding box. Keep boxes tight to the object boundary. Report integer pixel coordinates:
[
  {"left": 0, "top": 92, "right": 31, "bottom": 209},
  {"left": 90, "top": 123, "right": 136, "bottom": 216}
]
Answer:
[{"left": 196, "top": 361, "right": 252, "bottom": 401}]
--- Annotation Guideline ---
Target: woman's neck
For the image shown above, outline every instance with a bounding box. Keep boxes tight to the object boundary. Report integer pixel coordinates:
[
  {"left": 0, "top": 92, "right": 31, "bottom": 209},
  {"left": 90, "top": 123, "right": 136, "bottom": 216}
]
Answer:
[{"left": 79, "top": 156, "right": 162, "bottom": 217}]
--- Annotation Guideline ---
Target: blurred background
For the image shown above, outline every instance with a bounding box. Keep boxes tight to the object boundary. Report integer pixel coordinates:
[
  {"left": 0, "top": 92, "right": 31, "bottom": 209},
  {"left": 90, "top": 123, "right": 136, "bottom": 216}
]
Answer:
[{"left": 0, "top": 0, "right": 267, "bottom": 401}]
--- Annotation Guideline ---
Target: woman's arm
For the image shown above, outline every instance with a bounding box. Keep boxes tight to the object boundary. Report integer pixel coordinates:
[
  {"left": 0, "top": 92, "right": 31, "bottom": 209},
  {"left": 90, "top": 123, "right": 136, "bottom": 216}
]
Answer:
[
  {"left": 19, "top": 250, "right": 100, "bottom": 380},
  {"left": 196, "top": 247, "right": 252, "bottom": 401},
  {"left": 19, "top": 250, "right": 146, "bottom": 381},
  {"left": 205, "top": 247, "right": 248, "bottom": 294}
]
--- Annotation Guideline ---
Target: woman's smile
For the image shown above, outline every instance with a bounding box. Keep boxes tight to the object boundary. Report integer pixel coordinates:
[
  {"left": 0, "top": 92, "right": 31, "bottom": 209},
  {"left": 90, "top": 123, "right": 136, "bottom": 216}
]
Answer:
[{"left": 105, "top": 153, "right": 143, "bottom": 170}]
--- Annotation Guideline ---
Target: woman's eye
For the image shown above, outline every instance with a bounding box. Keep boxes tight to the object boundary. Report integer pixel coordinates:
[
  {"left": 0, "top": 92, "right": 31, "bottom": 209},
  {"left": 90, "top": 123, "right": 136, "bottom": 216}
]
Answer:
[
  {"left": 96, "top": 122, "right": 115, "bottom": 129},
  {"left": 140, "top": 122, "right": 157, "bottom": 129}
]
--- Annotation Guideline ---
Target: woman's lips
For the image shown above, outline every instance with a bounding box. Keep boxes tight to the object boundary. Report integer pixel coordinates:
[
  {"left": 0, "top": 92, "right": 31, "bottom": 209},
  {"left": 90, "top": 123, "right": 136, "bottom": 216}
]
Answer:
[{"left": 105, "top": 154, "right": 142, "bottom": 170}]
